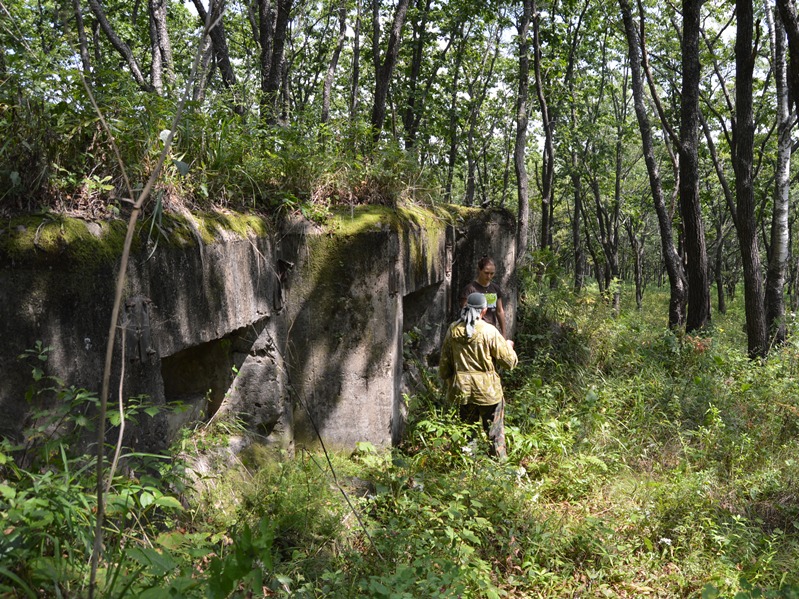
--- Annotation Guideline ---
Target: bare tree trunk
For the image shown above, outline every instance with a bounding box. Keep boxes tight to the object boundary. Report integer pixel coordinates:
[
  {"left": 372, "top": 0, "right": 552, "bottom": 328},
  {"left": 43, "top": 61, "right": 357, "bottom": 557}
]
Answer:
[
  {"left": 87, "top": 0, "right": 154, "bottom": 92},
  {"left": 72, "top": 0, "right": 92, "bottom": 75},
  {"left": 515, "top": 0, "right": 532, "bottom": 266},
  {"left": 193, "top": 0, "right": 243, "bottom": 113},
  {"left": 261, "top": 0, "right": 292, "bottom": 123},
  {"left": 258, "top": 0, "right": 274, "bottom": 104},
  {"left": 714, "top": 219, "right": 727, "bottom": 315},
  {"left": 777, "top": 0, "right": 799, "bottom": 115},
  {"left": 149, "top": 1, "right": 163, "bottom": 94},
  {"left": 627, "top": 220, "right": 644, "bottom": 310},
  {"left": 402, "top": 0, "right": 432, "bottom": 149},
  {"left": 321, "top": 0, "right": 347, "bottom": 123},
  {"left": 570, "top": 158, "right": 586, "bottom": 292},
  {"left": 566, "top": 0, "right": 590, "bottom": 292},
  {"left": 149, "top": 0, "right": 174, "bottom": 89},
  {"left": 619, "top": 0, "right": 687, "bottom": 328},
  {"left": 444, "top": 23, "right": 466, "bottom": 202},
  {"left": 680, "top": 0, "right": 711, "bottom": 331},
  {"left": 735, "top": 0, "right": 768, "bottom": 357},
  {"left": 370, "top": 0, "right": 411, "bottom": 139},
  {"left": 464, "top": 27, "right": 499, "bottom": 206},
  {"left": 350, "top": 0, "right": 361, "bottom": 121},
  {"left": 192, "top": 36, "right": 215, "bottom": 103},
  {"left": 532, "top": 0, "right": 554, "bottom": 250},
  {"left": 764, "top": 3, "right": 793, "bottom": 345}
]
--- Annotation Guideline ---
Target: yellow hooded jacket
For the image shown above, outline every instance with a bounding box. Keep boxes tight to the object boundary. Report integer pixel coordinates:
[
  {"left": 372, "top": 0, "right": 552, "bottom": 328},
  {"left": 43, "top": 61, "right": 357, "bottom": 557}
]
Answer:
[{"left": 439, "top": 319, "right": 518, "bottom": 406}]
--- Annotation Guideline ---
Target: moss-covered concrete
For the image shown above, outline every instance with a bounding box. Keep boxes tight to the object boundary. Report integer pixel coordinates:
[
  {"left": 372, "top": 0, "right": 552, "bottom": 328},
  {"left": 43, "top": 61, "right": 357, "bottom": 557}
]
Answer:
[
  {"left": 1, "top": 201, "right": 515, "bottom": 452},
  {"left": 0, "top": 210, "right": 274, "bottom": 268},
  {"left": 0, "top": 215, "right": 130, "bottom": 269}
]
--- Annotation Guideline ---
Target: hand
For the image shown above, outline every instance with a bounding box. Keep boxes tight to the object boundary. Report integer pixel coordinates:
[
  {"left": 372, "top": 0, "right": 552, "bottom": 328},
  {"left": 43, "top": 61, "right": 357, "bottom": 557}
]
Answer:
[{"left": 507, "top": 340, "right": 514, "bottom": 349}]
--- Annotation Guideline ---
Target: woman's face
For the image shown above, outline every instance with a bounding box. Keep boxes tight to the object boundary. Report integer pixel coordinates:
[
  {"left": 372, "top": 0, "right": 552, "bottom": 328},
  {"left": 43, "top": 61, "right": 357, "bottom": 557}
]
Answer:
[{"left": 477, "top": 263, "right": 496, "bottom": 286}]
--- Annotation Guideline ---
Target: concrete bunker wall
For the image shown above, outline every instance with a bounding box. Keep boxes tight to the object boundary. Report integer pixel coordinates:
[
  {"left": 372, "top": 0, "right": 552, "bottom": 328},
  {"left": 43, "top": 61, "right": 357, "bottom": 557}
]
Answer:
[{"left": 0, "top": 206, "right": 516, "bottom": 452}]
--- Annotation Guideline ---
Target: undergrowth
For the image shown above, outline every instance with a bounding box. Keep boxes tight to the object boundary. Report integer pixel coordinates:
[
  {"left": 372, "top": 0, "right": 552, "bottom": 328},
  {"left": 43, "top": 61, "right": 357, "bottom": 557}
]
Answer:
[{"left": 4, "top": 279, "right": 799, "bottom": 597}]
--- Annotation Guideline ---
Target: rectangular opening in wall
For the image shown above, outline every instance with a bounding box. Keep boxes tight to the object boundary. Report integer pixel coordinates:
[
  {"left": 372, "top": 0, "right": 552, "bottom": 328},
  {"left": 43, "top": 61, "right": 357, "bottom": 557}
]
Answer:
[{"left": 160, "top": 338, "right": 236, "bottom": 419}]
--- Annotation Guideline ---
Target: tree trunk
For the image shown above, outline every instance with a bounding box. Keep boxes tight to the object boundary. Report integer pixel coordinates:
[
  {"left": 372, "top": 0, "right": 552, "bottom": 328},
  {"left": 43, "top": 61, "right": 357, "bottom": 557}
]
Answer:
[
  {"left": 515, "top": 0, "right": 532, "bottom": 266},
  {"left": 776, "top": 0, "right": 799, "bottom": 115},
  {"left": 566, "top": 0, "right": 589, "bottom": 292},
  {"left": 263, "top": 0, "right": 292, "bottom": 123},
  {"left": 619, "top": 0, "right": 687, "bottom": 328},
  {"left": 464, "top": 27, "right": 499, "bottom": 206},
  {"left": 148, "top": 7, "right": 163, "bottom": 95},
  {"left": 570, "top": 157, "right": 586, "bottom": 292},
  {"left": 735, "top": 0, "right": 769, "bottom": 357},
  {"left": 72, "top": 0, "right": 92, "bottom": 76},
  {"left": 370, "top": 0, "right": 411, "bottom": 139},
  {"left": 532, "top": 0, "right": 554, "bottom": 251},
  {"left": 444, "top": 23, "right": 466, "bottom": 202},
  {"left": 193, "top": 0, "right": 243, "bottom": 113},
  {"left": 680, "top": 0, "right": 711, "bottom": 332},
  {"left": 321, "top": 0, "right": 347, "bottom": 123},
  {"left": 402, "top": 0, "right": 432, "bottom": 149},
  {"left": 350, "top": 0, "right": 361, "bottom": 121},
  {"left": 627, "top": 220, "right": 644, "bottom": 310},
  {"left": 714, "top": 219, "right": 727, "bottom": 315},
  {"left": 192, "top": 36, "right": 215, "bottom": 103},
  {"left": 149, "top": 0, "right": 174, "bottom": 90},
  {"left": 258, "top": 0, "right": 274, "bottom": 109},
  {"left": 765, "top": 3, "right": 792, "bottom": 345},
  {"left": 87, "top": 0, "right": 154, "bottom": 92}
]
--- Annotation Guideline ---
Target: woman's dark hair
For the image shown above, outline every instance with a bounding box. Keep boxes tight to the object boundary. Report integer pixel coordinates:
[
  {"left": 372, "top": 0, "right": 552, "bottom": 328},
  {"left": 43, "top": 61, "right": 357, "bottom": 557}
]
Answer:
[{"left": 477, "top": 256, "right": 495, "bottom": 271}]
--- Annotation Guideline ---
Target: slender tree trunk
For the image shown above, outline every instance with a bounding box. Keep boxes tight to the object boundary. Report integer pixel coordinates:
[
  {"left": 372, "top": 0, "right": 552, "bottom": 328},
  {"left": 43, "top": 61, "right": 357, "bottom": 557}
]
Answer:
[
  {"left": 87, "top": 0, "right": 154, "bottom": 92},
  {"left": 192, "top": 36, "right": 215, "bottom": 103},
  {"left": 735, "top": 0, "right": 768, "bottom": 357},
  {"left": 350, "top": 0, "right": 361, "bottom": 122},
  {"left": 370, "top": 0, "right": 411, "bottom": 139},
  {"left": 765, "top": 3, "right": 792, "bottom": 345},
  {"left": 619, "top": 0, "right": 687, "bottom": 328},
  {"left": 258, "top": 0, "right": 274, "bottom": 109},
  {"left": 565, "top": 1, "right": 589, "bottom": 292},
  {"left": 532, "top": 0, "right": 554, "bottom": 251},
  {"left": 582, "top": 214, "right": 605, "bottom": 294},
  {"left": 570, "top": 158, "right": 585, "bottom": 292},
  {"left": 680, "top": 0, "right": 711, "bottom": 331},
  {"left": 263, "top": 0, "right": 292, "bottom": 123},
  {"left": 150, "top": 0, "right": 174, "bottom": 86},
  {"left": 515, "top": 0, "right": 532, "bottom": 266},
  {"left": 193, "top": 0, "right": 243, "bottom": 113},
  {"left": 444, "top": 24, "right": 466, "bottom": 201},
  {"left": 403, "top": 0, "right": 432, "bottom": 149},
  {"left": 72, "top": 0, "right": 92, "bottom": 76},
  {"left": 776, "top": 0, "right": 799, "bottom": 115},
  {"left": 714, "top": 220, "right": 727, "bottom": 314},
  {"left": 465, "top": 28, "right": 499, "bottom": 206},
  {"left": 610, "top": 75, "right": 627, "bottom": 314},
  {"left": 321, "top": 0, "right": 347, "bottom": 123},
  {"left": 627, "top": 220, "right": 644, "bottom": 310},
  {"left": 149, "top": 1, "right": 163, "bottom": 94}
]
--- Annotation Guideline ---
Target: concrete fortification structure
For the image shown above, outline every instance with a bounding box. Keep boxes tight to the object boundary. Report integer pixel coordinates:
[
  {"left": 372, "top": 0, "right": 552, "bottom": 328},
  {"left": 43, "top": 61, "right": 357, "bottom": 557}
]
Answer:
[{"left": 0, "top": 206, "right": 516, "bottom": 453}]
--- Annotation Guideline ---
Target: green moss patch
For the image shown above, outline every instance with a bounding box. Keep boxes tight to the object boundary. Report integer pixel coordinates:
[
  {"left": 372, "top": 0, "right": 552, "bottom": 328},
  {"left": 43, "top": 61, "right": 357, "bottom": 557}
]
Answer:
[
  {"left": 0, "top": 215, "right": 129, "bottom": 269},
  {"left": 326, "top": 204, "right": 454, "bottom": 237},
  {"left": 0, "top": 210, "right": 273, "bottom": 269}
]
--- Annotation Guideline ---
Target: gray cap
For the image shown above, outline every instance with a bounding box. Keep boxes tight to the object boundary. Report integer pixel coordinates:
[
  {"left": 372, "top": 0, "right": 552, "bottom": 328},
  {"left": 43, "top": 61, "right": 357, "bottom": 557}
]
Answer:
[{"left": 466, "top": 292, "right": 487, "bottom": 309}]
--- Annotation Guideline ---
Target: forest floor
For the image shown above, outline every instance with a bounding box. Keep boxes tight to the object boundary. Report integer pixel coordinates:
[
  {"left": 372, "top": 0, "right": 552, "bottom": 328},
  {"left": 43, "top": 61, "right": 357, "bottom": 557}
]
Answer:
[{"left": 4, "top": 279, "right": 799, "bottom": 598}]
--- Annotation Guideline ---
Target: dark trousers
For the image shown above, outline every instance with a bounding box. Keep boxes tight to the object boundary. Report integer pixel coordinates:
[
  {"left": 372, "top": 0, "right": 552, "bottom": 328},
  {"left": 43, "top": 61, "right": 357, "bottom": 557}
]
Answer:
[{"left": 459, "top": 401, "right": 506, "bottom": 458}]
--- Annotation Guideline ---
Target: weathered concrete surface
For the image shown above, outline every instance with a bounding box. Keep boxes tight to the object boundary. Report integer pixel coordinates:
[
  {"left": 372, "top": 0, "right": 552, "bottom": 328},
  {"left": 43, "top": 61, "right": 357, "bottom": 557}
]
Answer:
[{"left": 0, "top": 206, "right": 515, "bottom": 452}]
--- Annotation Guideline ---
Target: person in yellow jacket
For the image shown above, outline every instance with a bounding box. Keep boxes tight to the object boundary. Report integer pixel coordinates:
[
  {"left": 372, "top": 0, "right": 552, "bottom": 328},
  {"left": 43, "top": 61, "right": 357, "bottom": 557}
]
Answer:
[{"left": 439, "top": 292, "right": 518, "bottom": 458}]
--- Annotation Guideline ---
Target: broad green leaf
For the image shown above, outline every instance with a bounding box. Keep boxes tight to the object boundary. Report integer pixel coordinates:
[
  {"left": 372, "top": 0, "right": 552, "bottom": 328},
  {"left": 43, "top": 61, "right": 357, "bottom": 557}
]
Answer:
[{"left": 154, "top": 496, "right": 184, "bottom": 510}]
